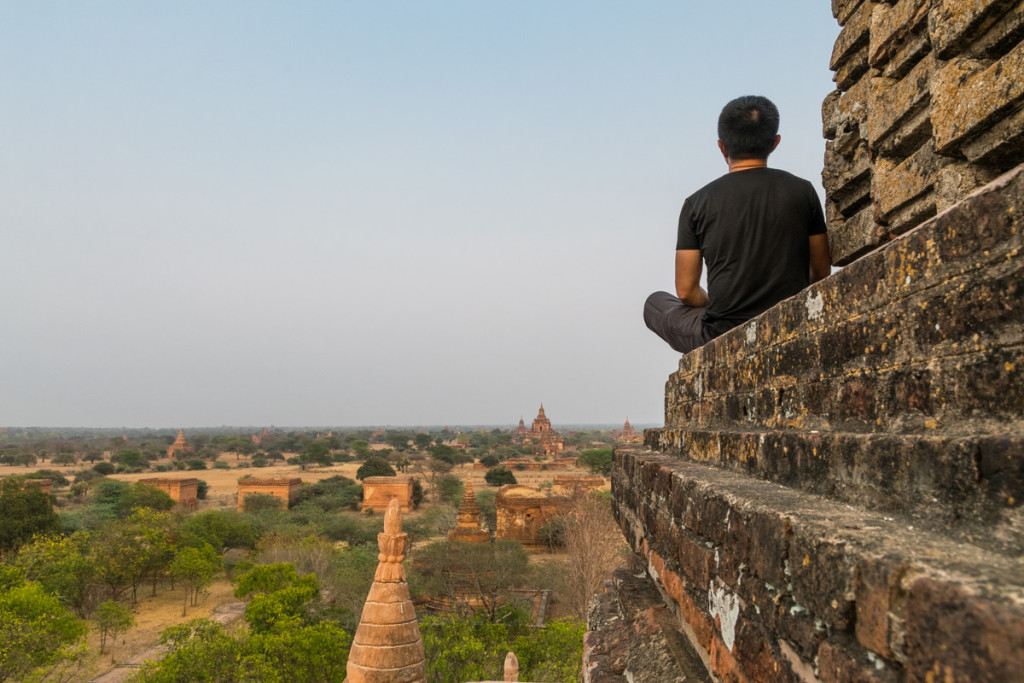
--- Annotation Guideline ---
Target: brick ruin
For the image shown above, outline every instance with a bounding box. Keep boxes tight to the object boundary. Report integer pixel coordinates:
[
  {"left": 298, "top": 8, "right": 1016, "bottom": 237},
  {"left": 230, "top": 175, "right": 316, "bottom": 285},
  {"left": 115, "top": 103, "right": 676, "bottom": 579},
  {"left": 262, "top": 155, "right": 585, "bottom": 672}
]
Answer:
[
  {"left": 596, "top": 1, "right": 1024, "bottom": 682},
  {"left": 552, "top": 475, "right": 605, "bottom": 493},
  {"left": 493, "top": 477, "right": 606, "bottom": 547},
  {"left": 495, "top": 485, "right": 567, "bottom": 548},
  {"left": 140, "top": 477, "right": 199, "bottom": 511},
  {"left": 236, "top": 477, "right": 301, "bottom": 511},
  {"left": 361, "top": 476, "right": 414, "bottom": 513}
]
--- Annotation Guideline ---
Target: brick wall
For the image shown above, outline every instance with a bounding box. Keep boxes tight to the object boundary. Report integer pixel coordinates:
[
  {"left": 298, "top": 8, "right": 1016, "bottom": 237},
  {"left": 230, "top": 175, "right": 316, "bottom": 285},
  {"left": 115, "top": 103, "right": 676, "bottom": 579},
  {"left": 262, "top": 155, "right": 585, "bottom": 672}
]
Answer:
[
  {"left": 824, "top": 0, "right": 1024, "bottom": 264},
  {"left": 361, "top": 476, "right": 414, "bottom": 512}
]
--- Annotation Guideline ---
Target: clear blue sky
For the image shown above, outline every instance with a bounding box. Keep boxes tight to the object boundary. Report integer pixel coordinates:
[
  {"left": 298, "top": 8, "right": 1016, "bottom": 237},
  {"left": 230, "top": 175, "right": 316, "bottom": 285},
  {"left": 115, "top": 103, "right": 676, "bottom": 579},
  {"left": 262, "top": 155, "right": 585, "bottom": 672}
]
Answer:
[{"left": 0, "top": 2, "right": 839, "bottom": 428}]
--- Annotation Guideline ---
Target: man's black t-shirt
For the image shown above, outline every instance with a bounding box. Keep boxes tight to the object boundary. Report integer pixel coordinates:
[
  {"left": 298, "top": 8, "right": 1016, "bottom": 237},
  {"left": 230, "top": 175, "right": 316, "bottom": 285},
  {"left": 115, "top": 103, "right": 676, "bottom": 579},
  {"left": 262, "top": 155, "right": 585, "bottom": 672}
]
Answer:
[{"left": 676, "top": 167, "right": 826, "bottom": 339}]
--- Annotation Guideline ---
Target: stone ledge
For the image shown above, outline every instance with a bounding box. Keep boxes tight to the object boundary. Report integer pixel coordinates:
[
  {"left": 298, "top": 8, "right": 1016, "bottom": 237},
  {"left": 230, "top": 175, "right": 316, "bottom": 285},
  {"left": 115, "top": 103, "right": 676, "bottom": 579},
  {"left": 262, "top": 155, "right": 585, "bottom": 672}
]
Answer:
[
  {"left": 612, "top": 448, "right": 1024, "bottom": 683},
  {"left": 642, "top": 429, "right": 1023, "bottom": 555}
]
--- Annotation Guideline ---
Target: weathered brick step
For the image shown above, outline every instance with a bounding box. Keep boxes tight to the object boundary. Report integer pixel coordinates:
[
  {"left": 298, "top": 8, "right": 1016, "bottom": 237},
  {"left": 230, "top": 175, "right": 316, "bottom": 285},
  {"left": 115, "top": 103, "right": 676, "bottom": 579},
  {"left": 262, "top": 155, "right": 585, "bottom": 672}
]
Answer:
[
  {"left": 613, "top": 447, "right": 1024, "bottom": 683},
  {"left": 645, "top": 427, "right": 1023, "bottom": 556}
]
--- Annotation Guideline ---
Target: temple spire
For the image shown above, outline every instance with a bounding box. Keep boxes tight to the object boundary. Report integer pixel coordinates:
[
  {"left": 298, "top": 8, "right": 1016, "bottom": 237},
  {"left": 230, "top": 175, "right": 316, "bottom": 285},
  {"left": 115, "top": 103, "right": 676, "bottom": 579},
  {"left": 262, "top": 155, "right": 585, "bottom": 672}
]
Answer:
[
  {"left": 345, "top": 500, "right": 426, "bottom": 682},
  {"left": 449, "top": 478, "right": 490, "bottom": 543}
]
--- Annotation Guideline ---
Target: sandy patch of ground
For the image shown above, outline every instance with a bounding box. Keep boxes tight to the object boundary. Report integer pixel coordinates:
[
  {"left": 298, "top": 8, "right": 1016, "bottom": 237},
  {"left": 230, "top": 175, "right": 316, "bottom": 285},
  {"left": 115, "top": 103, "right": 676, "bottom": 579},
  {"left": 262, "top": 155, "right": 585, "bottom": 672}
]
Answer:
[{"left": 79, "top": 575, "right": 238, "bottom": 681}]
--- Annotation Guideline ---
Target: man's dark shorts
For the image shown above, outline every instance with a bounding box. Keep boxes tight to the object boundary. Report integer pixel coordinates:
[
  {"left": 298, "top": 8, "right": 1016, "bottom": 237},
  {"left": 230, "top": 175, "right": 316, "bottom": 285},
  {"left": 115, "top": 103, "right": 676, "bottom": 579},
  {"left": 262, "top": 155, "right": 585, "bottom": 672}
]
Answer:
[{"left": 644, "top": 291, "right": 713, "bottom": 354}]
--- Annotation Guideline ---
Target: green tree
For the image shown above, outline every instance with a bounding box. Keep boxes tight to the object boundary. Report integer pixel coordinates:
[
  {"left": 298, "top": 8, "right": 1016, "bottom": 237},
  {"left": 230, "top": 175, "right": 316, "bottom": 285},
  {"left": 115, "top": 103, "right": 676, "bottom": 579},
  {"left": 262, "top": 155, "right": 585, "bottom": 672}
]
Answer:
[
  {"left": 0, "top": 573, "right": 87, "bottom": 683},
  {"left": 350, "top": 440, "right": 371, "bottom": 459},
  {"left": 435, "top": 474, "right": 464, "bottom": 506},
  {"left": 52, "top": 452, "right": 78, "bottom": 467},
  {"left": 355, "top": 456, "right": 396, "bottom": 480},
  {"left": 96, "top": 599, "right": 135, "bottom": 655},
  {"left": 578, "top": 448, "right": 613, "bottom": 476},
  {"left": 0, "top": 477, "right": 60, "bottom": 552},
  {"left": 479, "top": 454, "right": 499, "bottom": 467},
  {"left": 419, "top": 609, "right": 582, "bottom": 683},
  {"left": 132, "top": 620, "right": 246, "bottom": 683},
  {"left": 93, "top": 461, "right": 116, "bottom": 475},
  {"left": 15, "top": 532, "right": 98, "bottom": 617},
  {"left": 410, "top": 478, "right": 424, "bottom": 509},
  {"left": 414, "top": 433, "right": 432, "bottom": 450},
  {"left": 429, "top": 444, "right": 457, "bottom": 464},
  {"left": 484, "top": 466, "right": 517, "bottom": 487},
  {"left": 112, "top": 449, "right": 148, "bottom": 471},
  {"left": 301, "top": 441, "right": 331, "bottom": 470},
  {"left": 179, "top": 510, "right": 256, "bottom": 550},
  {"left": 169, "top": 545, "right": 220, "bottom": 616}
]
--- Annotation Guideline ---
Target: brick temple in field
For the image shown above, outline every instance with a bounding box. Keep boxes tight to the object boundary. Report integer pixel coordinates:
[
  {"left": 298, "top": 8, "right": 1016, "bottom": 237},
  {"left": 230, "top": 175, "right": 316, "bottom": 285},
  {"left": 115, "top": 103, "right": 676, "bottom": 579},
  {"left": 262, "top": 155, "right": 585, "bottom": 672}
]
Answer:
[
  {"left": 236, "top": 477, "right": 301, "bottom": 511},
  {"left": 140, "top": 477, "right": 199, "bottom": 511},
  {"left": 588, "top": 1, "right": 1024, "bottom": 681},
  {"left": 361, "top": 476, "right": 414, "bottom": 513}
]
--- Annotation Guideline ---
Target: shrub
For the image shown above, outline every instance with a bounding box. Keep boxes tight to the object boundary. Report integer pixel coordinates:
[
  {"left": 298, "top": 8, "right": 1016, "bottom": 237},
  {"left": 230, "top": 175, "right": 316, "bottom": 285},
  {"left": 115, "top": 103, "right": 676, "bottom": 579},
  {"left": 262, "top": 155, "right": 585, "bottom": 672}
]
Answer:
[
  {"left": 93, "top": 462, "right": 115, "bottom": 475},
  {"left": 196, "top": 480, "right": 209, "bottom": 500},
  {"left": 186, "top": 458, "right": 207, "bottom": 471},
  {"left": 436, "top": 474, "right": 464, "bottom": 506},
  {"left": 578, "top": 448, "right": 613, "bottom": 476},
  {"left": 26, "top": 469, "right": 70, "bottom": 488},
  {"left": 355, "top": 457, "right": 395, "bottom": 480},
  {"left": 242, "top": 493, "right": 283, "bottom": 513},
  {"left": 214, "top": 461, "right": 230, "bottom": 470},
  {"left": 485, "top": 466, "right": 517, "bottom": 487},
  {"left": 479, "top": 454, "right": 499, "bottom": 467},
  {"left": 410, "top": 478, "right": 424, "bottom": 509}
]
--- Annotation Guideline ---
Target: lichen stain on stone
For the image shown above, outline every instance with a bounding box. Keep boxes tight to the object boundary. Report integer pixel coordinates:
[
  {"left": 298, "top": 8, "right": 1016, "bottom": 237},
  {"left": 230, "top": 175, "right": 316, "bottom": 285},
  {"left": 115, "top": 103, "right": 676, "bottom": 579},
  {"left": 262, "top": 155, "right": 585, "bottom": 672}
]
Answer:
[
  {"left": 806, "top": 290, "right": 825, "bottom": 320},
  {"left": 708, "top": 580, "right": 740, "bottom": 652}
]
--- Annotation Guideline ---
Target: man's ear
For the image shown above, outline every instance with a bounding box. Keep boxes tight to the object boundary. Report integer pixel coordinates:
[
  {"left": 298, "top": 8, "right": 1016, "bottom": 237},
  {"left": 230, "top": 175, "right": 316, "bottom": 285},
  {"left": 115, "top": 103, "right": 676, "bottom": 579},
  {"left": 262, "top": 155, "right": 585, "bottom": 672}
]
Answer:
[
  {"left": 770, "top": 135, "right": 781, "bottom": 152},
  {"left": 717, "top": 140, "right": 729, "bottom": 162}
]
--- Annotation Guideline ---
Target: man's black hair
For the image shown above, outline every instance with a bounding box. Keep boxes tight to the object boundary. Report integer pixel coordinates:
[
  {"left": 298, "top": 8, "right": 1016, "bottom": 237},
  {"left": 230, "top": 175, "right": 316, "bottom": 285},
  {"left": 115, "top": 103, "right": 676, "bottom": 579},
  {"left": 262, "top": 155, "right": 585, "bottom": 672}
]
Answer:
[{"left": 717, "top": 95, "right": 780, "bottom": 160}]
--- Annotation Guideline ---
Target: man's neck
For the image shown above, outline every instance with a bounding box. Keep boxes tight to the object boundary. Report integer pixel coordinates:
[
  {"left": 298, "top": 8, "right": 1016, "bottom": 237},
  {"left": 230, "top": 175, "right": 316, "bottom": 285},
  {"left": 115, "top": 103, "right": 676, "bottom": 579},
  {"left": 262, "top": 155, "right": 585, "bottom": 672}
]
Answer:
[{"left": 728, "top": 158, "right": 768, "bottom": 173}]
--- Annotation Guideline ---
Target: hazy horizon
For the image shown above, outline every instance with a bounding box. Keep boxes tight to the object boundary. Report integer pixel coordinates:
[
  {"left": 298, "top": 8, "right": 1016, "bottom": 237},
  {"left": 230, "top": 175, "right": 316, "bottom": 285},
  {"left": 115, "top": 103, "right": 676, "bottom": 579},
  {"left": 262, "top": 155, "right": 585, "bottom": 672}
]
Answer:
[{"left": 2, "top": 3, "right": 840, "bottom": 428}]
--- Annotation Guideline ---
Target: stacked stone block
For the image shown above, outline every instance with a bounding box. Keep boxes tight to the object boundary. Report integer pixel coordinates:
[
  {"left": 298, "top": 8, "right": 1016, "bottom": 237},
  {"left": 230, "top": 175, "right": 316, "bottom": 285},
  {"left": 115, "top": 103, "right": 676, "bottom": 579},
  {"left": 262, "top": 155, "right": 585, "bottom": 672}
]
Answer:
[{"left": 824, "top": 0, "right": 1024, "bottom": 264}]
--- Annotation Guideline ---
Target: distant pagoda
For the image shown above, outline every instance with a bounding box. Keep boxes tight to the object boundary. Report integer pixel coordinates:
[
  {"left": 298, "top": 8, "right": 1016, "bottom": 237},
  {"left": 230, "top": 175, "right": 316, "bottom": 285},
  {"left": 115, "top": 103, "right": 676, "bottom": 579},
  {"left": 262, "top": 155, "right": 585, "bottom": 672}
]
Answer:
[
  {"left": 616, "top": 417, "right": 642, "bottom": 443},
  {"left": 166, "top": 429, "right": 193, "bottom": 459}
]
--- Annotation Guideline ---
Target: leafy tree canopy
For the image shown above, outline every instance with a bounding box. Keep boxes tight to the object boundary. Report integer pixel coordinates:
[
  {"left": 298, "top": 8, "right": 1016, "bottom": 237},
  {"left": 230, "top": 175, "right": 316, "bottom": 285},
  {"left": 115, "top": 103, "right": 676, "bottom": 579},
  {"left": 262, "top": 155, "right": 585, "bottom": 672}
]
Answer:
[
  {"left": 355, "top": 456, "right": 396, "bottom": 480},
  {"left": 484, "top": 466, "right": 517, "bottom": 487},
  {"left": 0, "top": 575, "right": 87, "bottom": 683},
  {"left": 0, "top": 478, "right": 60, "bottom": 553},
  {"left": 578, "top": 448, "right": 613, "bottom": 476}
]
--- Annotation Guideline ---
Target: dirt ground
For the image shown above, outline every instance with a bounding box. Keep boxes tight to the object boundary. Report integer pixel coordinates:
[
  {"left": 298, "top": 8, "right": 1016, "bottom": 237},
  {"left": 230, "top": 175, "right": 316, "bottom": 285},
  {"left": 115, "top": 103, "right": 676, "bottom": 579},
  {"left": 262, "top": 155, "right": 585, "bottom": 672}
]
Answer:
[{"left": 80, "top": 576, "right": 238, "bottom": 680}]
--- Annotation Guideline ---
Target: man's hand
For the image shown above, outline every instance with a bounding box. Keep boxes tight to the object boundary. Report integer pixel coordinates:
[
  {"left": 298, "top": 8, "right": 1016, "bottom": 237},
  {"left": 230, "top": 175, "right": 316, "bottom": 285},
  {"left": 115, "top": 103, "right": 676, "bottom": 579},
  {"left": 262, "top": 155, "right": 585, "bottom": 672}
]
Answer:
[
  {"left": 809, "top": 233, "right": 831, "bottom": 283},
  {"left": 675, "top": 250, "right": 708, "bottom": 307}
]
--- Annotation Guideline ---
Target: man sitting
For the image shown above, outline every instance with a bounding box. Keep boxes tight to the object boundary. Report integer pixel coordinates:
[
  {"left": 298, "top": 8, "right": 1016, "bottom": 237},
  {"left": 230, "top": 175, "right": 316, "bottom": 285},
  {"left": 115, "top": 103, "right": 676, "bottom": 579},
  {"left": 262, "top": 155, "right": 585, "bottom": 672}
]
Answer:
[{"left": 644, "top": 95, "right": 831, "bottom": 354}]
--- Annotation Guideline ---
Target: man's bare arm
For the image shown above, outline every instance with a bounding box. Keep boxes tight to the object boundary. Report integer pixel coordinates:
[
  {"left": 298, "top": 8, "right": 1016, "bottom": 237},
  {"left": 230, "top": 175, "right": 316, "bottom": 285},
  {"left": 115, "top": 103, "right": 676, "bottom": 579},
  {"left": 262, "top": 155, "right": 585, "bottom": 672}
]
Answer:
[
  {"left": 809, "top": 233, "right": 831, "bottom": 283},
  {"left": 675, "top": 250, "right": 708, "bottom": 307}
]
